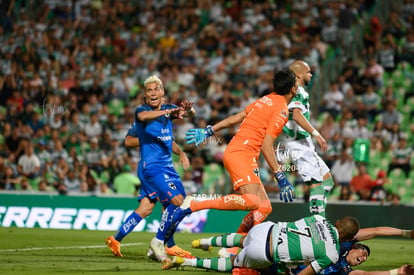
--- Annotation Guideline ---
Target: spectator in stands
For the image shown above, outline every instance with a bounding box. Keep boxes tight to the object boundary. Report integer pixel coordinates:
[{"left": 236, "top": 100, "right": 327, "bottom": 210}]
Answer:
[
  {"left": 365, "top": 58, "right": 384, "bottom": 89},
  {"left": 371, "top": 120, "right": 391, "bottom": 151},
  {"left": 381, "top": 85, "right": 398, "bottom": 108},
  {"left": 332, "top": 149, "right": 355, "bottom": 189},
  {"left": 320, "top": 82, "right": 344, "bottom": 119},
  {"left": 361, "top": 84, "right": 380, "bottom": 123},
  {"left": 63, "top": 169, "right": 82, "bottom": 194},
  {"left": 352, "top": 117, "right": 372, "bottom": 140},
  {"left": 5, "top": 127, "right": 26, "bottom": 159},
  {"left": 387, "top": 134, "right": 412, "bottom": 178},
  {"left": 85, "top": 137, "right": 108, "bottom": 176},
  {"left": 84, "top": 112, "right": 103, "bottom": 138},
  {"left": 17, "top": 143, "right": 40, "bottom": 181},
  {"left": 363, "top": 16, "right": 382, "bottom": 51},
  {"left": 369, "top": 170, "right": 389, "bottom": 202},
  {"left": 113, "top": 165, "right": 140, "bottom": 195},
  {"left": 379, "top": 102, "right": 402, "bottom": 132},
  {"left": 399, "top": 30, "right": 414, "bottom": 66},
  {"left": 350, "top": 164, "right": 373, "bottom": 200}
]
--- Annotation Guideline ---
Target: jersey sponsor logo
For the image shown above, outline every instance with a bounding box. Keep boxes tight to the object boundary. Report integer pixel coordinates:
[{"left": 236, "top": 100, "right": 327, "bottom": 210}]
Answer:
[
  {"left": 157, "top": 135, "right": 172, "bottom": 141},
  {"left": 259, "top": 96, "right": 273, "bottom": 106},
  {"left": 168, "top": 182, "right": 177, "bottom": 190},
  {"left": 223, "top": 194, "right": 246, "bottom": 206}
]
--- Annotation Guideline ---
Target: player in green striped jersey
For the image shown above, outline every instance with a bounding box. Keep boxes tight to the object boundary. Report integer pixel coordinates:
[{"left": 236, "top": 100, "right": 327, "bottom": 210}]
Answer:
[
  {"left": 162, "top": 215, "right": 360, "bottom": 274},
  {"left": 279, "top": 60, "right": 334, "bottom": 216}
]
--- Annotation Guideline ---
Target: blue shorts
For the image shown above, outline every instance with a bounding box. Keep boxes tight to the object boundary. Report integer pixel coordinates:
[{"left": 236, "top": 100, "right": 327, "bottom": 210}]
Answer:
[
  {"left": 139, "top": 165, "right": 186, "bottom": 206},
  {"left": 137, "top": 164, "right": 158, "bottom": 202}
]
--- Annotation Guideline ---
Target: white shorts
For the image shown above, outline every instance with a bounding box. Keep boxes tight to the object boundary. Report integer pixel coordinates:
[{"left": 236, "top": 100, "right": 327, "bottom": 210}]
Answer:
[
  {"left": 283, "top": 137, "right": 330, "bottom": 182},
  {"left": 233, "top": 221, "right": 274, "bottom": 269}
]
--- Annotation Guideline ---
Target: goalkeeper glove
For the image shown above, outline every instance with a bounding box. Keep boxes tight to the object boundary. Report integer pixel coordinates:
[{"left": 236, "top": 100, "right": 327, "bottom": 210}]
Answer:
[
  {"left": 185, "top": 125, "right": 214, "bottom": 147},
  {"left": 274, "top": 171, "right": 295, "bottom": 203}
]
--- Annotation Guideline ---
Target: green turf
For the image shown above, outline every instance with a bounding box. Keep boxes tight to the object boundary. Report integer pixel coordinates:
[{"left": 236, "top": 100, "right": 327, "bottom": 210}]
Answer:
[{"left": 0, "top": 227, "right": 413, "bottom": 274}]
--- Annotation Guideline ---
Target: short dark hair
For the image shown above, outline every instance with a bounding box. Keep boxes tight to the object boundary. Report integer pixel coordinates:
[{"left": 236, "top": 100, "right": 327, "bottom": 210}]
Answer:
[
  {"left": 272, "top": 69, "right": 296, "bottom": 95},
  {"left": 337, "top": 216, "right": 360, "bottom": 241},
  {"left": 352, "top": 243, "right": 371, "bottom": 256}
]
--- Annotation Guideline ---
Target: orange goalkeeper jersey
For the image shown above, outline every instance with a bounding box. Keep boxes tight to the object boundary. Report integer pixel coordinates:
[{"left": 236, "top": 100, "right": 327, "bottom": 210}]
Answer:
[{"left": 228, "top": 93, "right": 288, "bottom": 154}]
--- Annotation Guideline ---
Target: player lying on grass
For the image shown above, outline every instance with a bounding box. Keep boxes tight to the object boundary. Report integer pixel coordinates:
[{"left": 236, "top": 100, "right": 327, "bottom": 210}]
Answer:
[
  {"left": 163, "top": 226, "right": 414, "bottom": 275},
  {"left": 290, "top": 226, "right": 414, "bottom": 275},
  {"left": 163, "top": 214, "right": 361, "bottom": 275}
]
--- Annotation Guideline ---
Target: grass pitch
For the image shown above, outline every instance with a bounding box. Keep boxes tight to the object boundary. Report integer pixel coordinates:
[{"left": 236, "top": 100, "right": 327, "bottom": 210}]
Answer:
[{"left": 0, "top": 227, "right": 413, "bottom": 274}]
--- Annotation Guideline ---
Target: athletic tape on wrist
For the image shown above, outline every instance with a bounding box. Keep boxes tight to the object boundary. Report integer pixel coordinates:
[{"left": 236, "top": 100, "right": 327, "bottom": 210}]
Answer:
[
  {"left": 311, "top": 129, "right": 321, "bottom": 137},
  {"left": 402, "top": 230, "right": 411, "bottom": 238},
  {"left": 389, "top": 268, "right": 398, "bottom": 275}
]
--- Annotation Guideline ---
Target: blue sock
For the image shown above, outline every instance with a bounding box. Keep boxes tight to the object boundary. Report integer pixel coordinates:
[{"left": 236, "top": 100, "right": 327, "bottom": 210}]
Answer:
[
  {"left": 114, "top": 212, "right": 142, "bottom": 242},
  {"left": 165, "top": 207, "right": 190, "bottom": 247},
  {"left": 166, "top": 236, "right": 176, "bottom": 248},
  {"left": 155, "top": 204, "right": 177, "bottom": 241}
]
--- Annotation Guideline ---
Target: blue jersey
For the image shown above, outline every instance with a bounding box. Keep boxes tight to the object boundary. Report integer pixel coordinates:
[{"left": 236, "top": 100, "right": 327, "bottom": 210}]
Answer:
[
  {"left": 126, "top": 122, "right": 139, "bottom": 138},
  {"left": 292, "top": 240, "right": 355, "bottom": 275},
  {"left": 134, "top": 104, "right": 177, "bottom": 167}
]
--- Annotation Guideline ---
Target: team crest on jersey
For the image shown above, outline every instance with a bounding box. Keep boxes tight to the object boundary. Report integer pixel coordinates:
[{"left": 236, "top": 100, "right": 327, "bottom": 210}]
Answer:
[
  {"left": 168, "top": 182, "right": 177, "bottom": 190},
  {"left": 280, "top": 110, "right": 288, "bottom": 118},
  {"left": 253, "top": 168, "right": 259, "bottom": 177},
  {"left": 164, "top": 174, "right": 170, "bottom": 179}
]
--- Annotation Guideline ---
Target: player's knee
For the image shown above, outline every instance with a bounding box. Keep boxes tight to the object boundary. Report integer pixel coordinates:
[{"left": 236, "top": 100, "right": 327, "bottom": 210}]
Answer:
[
  {"left": 170, "top": 194, "right": 184, "bottom": 206},
  {"left": 241, "top": 194, "right": 261, "bottom": 210},
  {"left": 258, "top": 200, "right": 272, "bottom": 218}
]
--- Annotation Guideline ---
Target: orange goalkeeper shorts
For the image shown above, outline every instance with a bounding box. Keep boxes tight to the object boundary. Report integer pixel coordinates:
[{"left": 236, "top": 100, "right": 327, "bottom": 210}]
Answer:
[{"left": 223, "top": 148, "right": 262, "bottom": 191}]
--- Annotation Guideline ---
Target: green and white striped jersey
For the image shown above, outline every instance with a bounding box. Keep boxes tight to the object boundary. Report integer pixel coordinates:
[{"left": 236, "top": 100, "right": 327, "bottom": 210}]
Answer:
[
  {"left": 283, "top": 86, "right": 311, "bottom": 140},
  {"left": 272, "top": 215, "right": 340, "bottom": 273}
]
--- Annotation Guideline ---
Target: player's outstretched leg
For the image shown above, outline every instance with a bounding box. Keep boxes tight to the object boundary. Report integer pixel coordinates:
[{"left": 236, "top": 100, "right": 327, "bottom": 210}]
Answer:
[{"left": 106, "top": 211, "right": 143, "bottom": 257}]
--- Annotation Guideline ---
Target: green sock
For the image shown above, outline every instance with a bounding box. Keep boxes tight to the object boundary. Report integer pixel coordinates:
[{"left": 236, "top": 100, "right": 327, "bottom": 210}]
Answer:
[
  {"left": 322, "top": 177, "right": 334, "bottom": 193},
  {"left": 189, "top": 257, "right": 232, "bottom": 272},
  {"left": 201, "top": 233, "right": 243, "bottom": 247},
  {"left": 309, "top": 184, "right": 327, "bottom": 216}
]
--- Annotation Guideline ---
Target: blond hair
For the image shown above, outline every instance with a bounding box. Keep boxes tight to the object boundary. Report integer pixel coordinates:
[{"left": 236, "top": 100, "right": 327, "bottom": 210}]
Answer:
[{"left": 144, "top": 75, "right": 163, "bottom": 89}]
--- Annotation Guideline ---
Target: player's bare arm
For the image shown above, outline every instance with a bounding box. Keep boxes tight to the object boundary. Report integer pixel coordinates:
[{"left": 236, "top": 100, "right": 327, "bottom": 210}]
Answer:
[
  {"left": 125, "top": 136, "right": 139, "bottom": 147},
  {"left": 262, "top": 134, "right": 282, "bottom": 173},
  {"left": 211, "top": 110, "right": 246, "bottom": 132},
  {"left": 172, "top": 141, "right": 190, "bottom": 170},
  {"left": 292, "top": 108, "right": 327, "bottom": 151},
  {"left": 137, "top": 107, "right": 182, "bottom": 122},
  {"left": 349, "top": 265, "right": 414, "bottom": 275},
  {"left": 355, "top": 227, "right": 414, "bottom": 241}
]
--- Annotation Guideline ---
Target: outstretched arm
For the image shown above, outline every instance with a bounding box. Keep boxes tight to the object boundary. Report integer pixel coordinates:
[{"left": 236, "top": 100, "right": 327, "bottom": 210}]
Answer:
[
  {"left": 292, "top": 108, "right": 327, "bottom": 151},
  {"left": 211, "top": 110, "right": 246, "bottom": 133},
  {"left": 137, "top": 107, "right": 181, "bottom": 122},
  {"left": 185, "top": 110, "right": 246, "bottom": 146},
  {"left": 349, "top": 265, "right": 414, "bottom": 275},
  {"left": 355, "top": 227, "right": 414, "bottom": 241}
]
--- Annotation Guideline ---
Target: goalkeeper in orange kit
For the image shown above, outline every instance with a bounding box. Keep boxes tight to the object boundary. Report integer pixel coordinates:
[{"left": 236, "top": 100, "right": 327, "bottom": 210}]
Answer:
[{"left": 172, "top": 69, "right": 299, "bottom": 256}]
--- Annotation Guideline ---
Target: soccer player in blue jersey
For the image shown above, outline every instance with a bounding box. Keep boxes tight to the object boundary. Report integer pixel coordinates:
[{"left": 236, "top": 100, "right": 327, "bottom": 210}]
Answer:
[
  {"left": 106, "top": 121, "right": 191, "bottom": 258},
  {"left": 106, "top": 75, "right": 195, "bottom": 261}
]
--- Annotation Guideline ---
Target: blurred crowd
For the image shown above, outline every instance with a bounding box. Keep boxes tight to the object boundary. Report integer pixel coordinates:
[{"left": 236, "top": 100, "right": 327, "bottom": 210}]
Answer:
[{"left": 0, "top": 0, "right": 413, "bottom": 204}]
